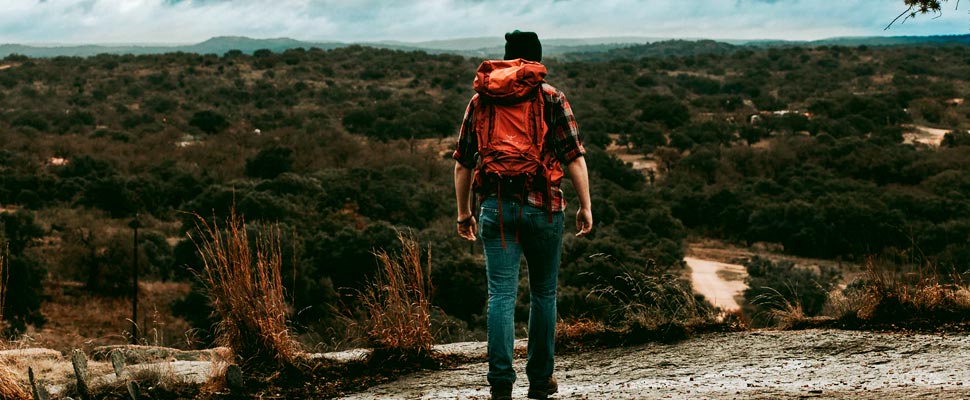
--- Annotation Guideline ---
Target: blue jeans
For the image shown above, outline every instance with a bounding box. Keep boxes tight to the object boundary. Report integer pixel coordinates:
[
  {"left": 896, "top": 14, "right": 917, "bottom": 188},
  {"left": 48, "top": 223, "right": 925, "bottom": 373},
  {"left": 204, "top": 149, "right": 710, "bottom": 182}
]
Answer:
[{"left": 478, "top": 196, "right": 564, "bottom": 386}]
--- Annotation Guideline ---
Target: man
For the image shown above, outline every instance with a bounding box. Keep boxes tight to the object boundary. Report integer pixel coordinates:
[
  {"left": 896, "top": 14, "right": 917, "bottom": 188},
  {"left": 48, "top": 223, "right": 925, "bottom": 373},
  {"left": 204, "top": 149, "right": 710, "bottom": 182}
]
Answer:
[{"left": 453, "top": 30, "right": 593, "bottom": 400}]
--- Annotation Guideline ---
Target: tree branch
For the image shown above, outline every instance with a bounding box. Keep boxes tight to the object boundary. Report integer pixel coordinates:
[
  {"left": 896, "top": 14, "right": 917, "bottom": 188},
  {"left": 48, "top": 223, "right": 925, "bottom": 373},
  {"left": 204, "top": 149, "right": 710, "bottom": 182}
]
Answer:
[{"left": 886, "top": 6, "right": 916, "bottom": 30}]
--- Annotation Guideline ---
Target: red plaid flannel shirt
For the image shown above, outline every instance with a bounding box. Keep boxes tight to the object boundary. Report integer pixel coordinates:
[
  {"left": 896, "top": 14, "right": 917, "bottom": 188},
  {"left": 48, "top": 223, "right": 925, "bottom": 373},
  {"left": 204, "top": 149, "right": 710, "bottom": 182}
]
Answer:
[{"left": 453, "top": 83, "right": 585, "bottom": 212}]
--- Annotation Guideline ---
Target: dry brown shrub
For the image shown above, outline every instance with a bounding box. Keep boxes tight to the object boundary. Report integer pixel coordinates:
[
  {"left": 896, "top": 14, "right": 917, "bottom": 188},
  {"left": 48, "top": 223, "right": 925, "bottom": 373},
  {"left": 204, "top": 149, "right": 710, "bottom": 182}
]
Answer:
[
  {"left": 359, "top": 231, "right": 434, "bottom": 359},
  {"left": 0, "top": 364, "right": 29, "bottom": 400},
  {"left": 556, "top": 319, "right": 606, "bottom": 343},
  {"left": 751, "top": 286, "right": 808, "bottom": 329},
  {"left": 855, "top": 259, "right": 970, "bottom": 322},
  {"left": 720, "top": 309, "right": 751, "bottom": 330},
  {"left": 197, "top": 346, "right": 234, "bottom": 395},
  {"left": 589, "top": 271, "right": 719, "bottom": 329},
  {"left": 824, "top": 287, "right": 867, "bottom": 320},
  {"left": 192, "top": 210, "right": 300, "bottom": 369}
]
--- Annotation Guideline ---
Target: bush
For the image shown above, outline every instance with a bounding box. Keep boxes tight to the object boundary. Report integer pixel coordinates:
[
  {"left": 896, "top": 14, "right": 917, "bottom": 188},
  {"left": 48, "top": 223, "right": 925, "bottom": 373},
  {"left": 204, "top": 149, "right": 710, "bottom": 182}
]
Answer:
[
  {"left": 245, "top": 146, "right": 294, "bottom": 179},
  {"left": 637, "top": 94, "right": 690, "bottom": 129},
  {"left": 588, "top": 266, "right": 718, "bottom": 329},
  {"left": 0, "top": 211, "right": 46, "bottom": 335},
  {"left": 742, "top": 257, "right": 840, "bottom": 327},
  {"left": 59, "top": 226, "right": 174, "bottom": 295},
  {"left": 189, "top": 110, "right": 230, "bottom": 134},
  {"left": 835, "top": 260, "right": 970, "bottom": 325}
]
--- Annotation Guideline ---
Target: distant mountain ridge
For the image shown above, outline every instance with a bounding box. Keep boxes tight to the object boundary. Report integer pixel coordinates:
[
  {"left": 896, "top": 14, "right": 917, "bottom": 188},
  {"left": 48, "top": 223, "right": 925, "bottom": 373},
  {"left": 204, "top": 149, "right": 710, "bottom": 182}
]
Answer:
[
  {"left": 0, "top": 36, "right": 345, "bottom": 58},
  {"left": 2, "top": 34, "right": 968, "bottom": 59}
]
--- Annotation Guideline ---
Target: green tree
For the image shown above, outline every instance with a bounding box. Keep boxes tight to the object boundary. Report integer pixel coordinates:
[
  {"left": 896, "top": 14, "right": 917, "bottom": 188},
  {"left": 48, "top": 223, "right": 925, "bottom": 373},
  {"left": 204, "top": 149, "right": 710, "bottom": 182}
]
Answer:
[
  {"left": 245, "top": 146, "right": 295, "bottom": 179},
  {"left": 189, "top": 110, "right": 230, "bottom": 134},
  {"left": 637, "top": 94, "right": 690, "bottom": 129},
  {"left": 0, "top": 211, "right": 46, "bottom": 335}
]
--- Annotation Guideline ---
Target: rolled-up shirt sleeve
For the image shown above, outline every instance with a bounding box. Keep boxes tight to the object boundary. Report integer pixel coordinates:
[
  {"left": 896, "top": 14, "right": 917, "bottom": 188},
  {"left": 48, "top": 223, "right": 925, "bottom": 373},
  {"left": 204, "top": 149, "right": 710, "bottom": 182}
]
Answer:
[
  {"left": 452, "top": 95, "right": 479, "bottom": 169},
  {"left": 548, "top": 91, "right": 586, "bottom": 164}
]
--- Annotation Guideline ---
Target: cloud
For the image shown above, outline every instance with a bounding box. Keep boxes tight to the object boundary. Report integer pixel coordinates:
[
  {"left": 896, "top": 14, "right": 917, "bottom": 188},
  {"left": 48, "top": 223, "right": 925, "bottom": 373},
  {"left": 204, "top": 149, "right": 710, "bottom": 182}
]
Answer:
[{"left": 0, "top": 0, "right": 966, "bottom": 44}]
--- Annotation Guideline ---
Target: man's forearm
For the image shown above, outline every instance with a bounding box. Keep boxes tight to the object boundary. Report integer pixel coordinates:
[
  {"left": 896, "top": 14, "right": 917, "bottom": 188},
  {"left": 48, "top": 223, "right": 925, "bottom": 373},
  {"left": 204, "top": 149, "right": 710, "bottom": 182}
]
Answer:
[
  {"left": 454, "top": 162, "right": 474, "bottom": 218},
  {"left": 567, "top": 156, "right": 591, "bottom": 210}
]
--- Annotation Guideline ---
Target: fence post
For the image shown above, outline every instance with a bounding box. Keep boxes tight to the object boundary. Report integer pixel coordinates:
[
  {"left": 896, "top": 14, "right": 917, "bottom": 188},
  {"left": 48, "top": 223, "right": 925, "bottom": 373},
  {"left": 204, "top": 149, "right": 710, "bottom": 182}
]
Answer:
[{"left": 70, "top": 349, "right": 90, "bottom": 400}]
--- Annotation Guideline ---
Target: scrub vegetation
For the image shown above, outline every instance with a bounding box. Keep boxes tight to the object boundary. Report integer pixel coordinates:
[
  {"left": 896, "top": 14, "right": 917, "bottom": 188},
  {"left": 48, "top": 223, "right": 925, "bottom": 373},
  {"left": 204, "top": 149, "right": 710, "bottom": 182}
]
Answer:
[{"left": 0, "top": 36, "right": 969, "bottom": 397}]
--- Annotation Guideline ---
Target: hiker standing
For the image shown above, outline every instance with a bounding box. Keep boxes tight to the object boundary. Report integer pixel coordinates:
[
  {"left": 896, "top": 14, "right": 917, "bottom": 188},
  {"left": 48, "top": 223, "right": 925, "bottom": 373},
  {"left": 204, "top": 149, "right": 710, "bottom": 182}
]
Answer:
[{"left": 453, "top": 30, "right": 593, "bottom": 400}]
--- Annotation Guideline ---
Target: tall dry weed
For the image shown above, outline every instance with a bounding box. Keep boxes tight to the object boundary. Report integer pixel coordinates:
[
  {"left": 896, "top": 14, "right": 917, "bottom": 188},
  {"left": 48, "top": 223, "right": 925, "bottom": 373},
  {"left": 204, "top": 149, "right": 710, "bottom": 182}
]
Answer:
[
  {"left": 0, "top": 364, "right": 29, "bottom": 400},
  {"left": 749, "top": 286, "right": 807, "bottom": 329},
  {"left": 192, "top": 210, "right": 300, "bottom": 369},
  {"left": 359, "top": 231, "right": 435, "bottom": 360}
]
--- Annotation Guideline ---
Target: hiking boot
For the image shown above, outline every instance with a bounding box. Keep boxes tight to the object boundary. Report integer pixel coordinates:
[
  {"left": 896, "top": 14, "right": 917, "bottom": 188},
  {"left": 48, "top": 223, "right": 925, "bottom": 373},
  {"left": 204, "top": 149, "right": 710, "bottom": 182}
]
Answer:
[
  {"left": 527, "top": 376, "right": 558, "bottom": 399},
  {"left": 490, "top": 382, "right": 513, "bottom": 400}
]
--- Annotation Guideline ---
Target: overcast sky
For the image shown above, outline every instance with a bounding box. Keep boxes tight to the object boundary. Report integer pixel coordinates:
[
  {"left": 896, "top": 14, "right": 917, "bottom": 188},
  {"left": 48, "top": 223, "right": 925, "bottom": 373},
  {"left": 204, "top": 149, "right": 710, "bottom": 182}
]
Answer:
[{"left": 3, "top": 0, "right": 969, "bottom": 44}]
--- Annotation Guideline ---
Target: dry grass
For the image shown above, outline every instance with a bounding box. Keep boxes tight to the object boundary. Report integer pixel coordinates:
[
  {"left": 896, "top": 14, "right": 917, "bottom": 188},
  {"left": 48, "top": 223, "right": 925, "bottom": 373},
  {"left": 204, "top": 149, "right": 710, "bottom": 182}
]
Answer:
[
  {"left": 200, "top": 356, "right": 230, "bottom": 394},
  {"left": 192, "top": 209, "right": 300, "bottom": 369},
  {"left": 824, "top": 287, "right": 868, "bottom": 321},
  {"left": 29, "top": 281, "right": 192, "bottom": 353},
  {"left": 0, "top": 363, "right": 29, "bottom": 400},
  {"left": 556, "top": 319, "right": 607, "bottom": 346},
  {"left": 358, "top": 231, "right": 435, "bottom": 360},
  {"left": 852, "top": 260, "right": 970, "bottom": 323},
  {"left": 750, "top": 286, "right": 808, "bottom": 329},
  {"left": 589, "top": 271, "right": 719, "bottom": 329}
]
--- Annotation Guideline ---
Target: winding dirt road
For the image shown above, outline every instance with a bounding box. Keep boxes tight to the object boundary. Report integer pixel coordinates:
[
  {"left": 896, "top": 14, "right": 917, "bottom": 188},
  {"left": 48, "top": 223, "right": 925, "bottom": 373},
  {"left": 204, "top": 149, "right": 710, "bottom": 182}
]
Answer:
[{"left": 685, "top": 257, "right": 748, "bottom": 312}]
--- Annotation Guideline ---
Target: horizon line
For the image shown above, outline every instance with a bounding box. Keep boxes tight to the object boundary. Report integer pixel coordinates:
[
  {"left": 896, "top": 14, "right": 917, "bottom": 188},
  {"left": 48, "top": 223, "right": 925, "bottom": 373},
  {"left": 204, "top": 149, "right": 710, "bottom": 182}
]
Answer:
[{"left": 5, "top": 32, "right": 970, "bottom": 48}]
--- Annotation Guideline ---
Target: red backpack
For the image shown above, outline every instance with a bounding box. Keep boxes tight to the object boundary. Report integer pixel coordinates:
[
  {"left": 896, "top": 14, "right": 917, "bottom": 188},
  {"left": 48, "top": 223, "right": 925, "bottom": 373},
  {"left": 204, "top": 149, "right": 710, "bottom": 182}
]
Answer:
[
  {"left": 471, "top": 59, "right": 554, "bottom": 246},
  {"left": 472, "top": 59, "right": 548, "bottom": 190}
]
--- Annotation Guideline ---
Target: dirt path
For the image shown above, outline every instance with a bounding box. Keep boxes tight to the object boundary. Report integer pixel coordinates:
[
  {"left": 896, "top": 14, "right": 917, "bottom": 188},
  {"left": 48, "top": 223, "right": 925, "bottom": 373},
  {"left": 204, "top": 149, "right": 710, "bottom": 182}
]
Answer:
[
  {"left": 339, "top": 330, "right": 970, "bottom": 399},
  {"left": 685, "top": 257, "right": 747, "bottom": 311},
  {"left": 903, "top": 124, "right": 953, "bottom": 147}
]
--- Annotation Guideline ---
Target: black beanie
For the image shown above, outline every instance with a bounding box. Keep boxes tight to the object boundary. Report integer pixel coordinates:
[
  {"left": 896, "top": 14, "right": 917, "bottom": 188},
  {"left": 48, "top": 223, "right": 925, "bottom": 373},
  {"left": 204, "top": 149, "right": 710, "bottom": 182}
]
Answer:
[{"left": 504, "top": 30, "right": 542, "bottom": 62}]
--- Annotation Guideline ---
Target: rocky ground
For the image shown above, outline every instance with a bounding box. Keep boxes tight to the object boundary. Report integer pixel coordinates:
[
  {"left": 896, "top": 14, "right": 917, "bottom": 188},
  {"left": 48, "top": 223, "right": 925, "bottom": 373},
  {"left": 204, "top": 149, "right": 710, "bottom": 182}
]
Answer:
[
  {"left": 339, "top": 329, "right": 970, "bottom": 399},
  {"left": 5, "top": 329, "right": 969, "bottom": 399}
]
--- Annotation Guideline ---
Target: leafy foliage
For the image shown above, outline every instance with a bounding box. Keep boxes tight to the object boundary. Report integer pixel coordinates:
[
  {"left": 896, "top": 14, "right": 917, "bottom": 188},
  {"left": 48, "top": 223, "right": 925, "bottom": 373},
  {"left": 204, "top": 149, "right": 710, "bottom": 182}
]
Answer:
[
  {"left": 1, "top": 40, "right": 969, "bottom": 345},
  {"left": 742, "top": 257, "right": 840, "bottom": 327},
  {"left": 0, "top": 211, "right": 46, "bottom": 335}
]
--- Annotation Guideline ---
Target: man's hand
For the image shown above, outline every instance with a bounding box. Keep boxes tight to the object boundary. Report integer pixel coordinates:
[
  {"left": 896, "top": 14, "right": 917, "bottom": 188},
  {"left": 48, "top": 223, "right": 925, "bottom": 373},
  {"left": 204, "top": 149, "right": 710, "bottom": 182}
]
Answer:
[
  {"left": 454, "top": 162, "right": 477, "bottom": 241},
  {"left": 575, "top": 207, "right": 593, "bottom": 237},
  {"left": 457, "top": 215, "right": 477, "bottom": 241}
]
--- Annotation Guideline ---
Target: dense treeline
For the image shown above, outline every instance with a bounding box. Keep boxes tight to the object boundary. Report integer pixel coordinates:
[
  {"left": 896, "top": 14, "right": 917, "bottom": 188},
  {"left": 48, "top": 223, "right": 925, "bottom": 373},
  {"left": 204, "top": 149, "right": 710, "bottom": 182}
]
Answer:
[{"left": 0, "top": 41, "right": 968, "bottom": 341}]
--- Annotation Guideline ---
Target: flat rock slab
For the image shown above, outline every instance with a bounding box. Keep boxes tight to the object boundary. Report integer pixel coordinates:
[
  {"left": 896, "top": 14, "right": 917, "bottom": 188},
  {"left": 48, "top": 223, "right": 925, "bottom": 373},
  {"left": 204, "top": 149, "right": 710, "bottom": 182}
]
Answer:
[
  {"left": 310, "top": 340, "right": 526, "bottom": 362},
  {"left": 90, "top": 360, "right": 213, "bottom": 387},
  {"left": 0, "top": 348, "right": 61, "bottom": 360},
  {"left": 338, "top": 329, "right": 970, "bottom": 399},
  {"left": 91, "top": 345, "right": 228, "bottom": 364}
]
